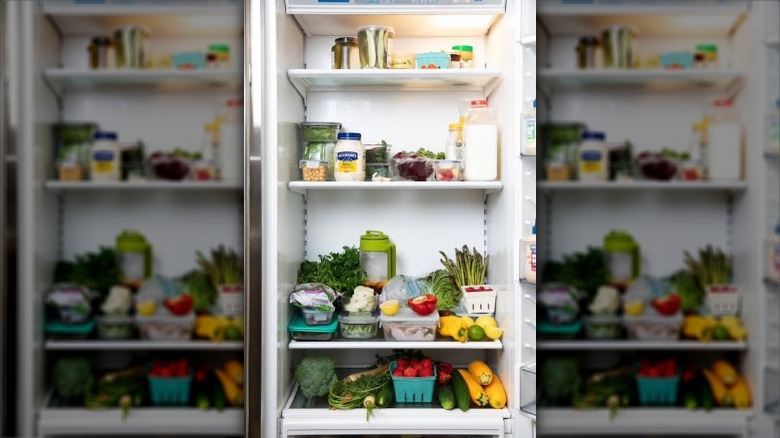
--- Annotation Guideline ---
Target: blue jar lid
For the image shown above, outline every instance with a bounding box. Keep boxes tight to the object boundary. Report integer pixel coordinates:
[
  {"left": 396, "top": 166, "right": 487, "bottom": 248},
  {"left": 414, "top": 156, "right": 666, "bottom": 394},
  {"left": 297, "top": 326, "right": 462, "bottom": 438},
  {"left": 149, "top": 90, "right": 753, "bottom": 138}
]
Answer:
[
  {"left": 533, "top": 99, "right": 536, "bottom": 108},
  {"left": 94, "top": 131, "right": 117, "bottom": 140},
  {"left": 337, "top": 132, "right": 361, "bottom": 140},
  {"left": 582, "top": 131, "right": 605, "bottom": 141}
]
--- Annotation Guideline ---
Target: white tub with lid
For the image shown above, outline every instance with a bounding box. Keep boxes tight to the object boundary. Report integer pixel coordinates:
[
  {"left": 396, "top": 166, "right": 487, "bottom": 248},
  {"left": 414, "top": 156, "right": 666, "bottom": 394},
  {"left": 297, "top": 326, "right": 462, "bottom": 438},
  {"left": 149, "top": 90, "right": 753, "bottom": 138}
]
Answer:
[{"left": 334, "top": 132, "right": 365, "bottom": 182}]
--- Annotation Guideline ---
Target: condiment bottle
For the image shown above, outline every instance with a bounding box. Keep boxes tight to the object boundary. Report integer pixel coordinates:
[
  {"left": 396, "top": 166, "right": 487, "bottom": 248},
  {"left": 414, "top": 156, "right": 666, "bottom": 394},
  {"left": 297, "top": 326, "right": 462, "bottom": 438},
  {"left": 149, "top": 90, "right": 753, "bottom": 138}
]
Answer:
[
  {"left": 360, "top": 230, "right": 396, "bottom": 293},
  {"left": 116, "top": 230, "right": 153, "bottom": 290},
  {"left": 334, "top": 132, "right": 365, "bottom": 182},
  {"left": 444, "top": 122, "right": 464, "bottom": 161},
  {"left": 462, "top": 100, "right": 498, "bottom": 181},
  {"left": 90, "top": 131, "right": 121, "bottom": 181},
  {"left": 577, "top": 131, "right": 608, "bottom": 181},
  {"left": 603, "top": 230, "right": 640, "bottom": 289}
]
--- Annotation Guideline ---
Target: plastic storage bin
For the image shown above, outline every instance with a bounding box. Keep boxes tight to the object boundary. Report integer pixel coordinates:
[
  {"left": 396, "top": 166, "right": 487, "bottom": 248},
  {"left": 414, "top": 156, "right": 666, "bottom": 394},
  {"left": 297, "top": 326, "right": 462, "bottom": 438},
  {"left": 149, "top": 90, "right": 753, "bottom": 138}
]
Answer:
[
  {"left": 365, "top": 163, "right": 390, "bottom": 180},
  {"left": 538, "top": 320, "right": 582, "bottom": 340},
  {"left": 136, "top": 312, "right": 195, "bottom": 340},
  {"left": 338, "top": 313, "right": 379, "bottom": 339},
  {"left": 433, "top": 160, "right": 462, "bottom": 181},
  {"left": 379, "top": 308, "right": 438, "bottom": 341},
  {"left": 659, "top": 51, "right": 693, "bottom": 69},
  {"left": 148, "top": 372, "right": 193, "bottom": 406},
  {"left": 171, "top": 52, "right": 205, "bottom": 70},
  {"left": 301, "top": 122, "right": 341, "bottom": 143},
  {"left": 415, "top": 52, "right": 450, "bottom": 69},
  {"left": 625, "top": 313, "right": 682, "bottom": 340},
  {"left": 636, "top": 367, "right": 680, "bottom": 406},
  {"left": 583, "top": 315, "right": 622, "bottom": 340},
  {"left": 96, "top": 315, "right": 134, "bottom": 340},
  {"left": 389, "top": 361, "right": 436, "bottom": 403},
  {"left": 461, "top": 285, "right": 496, "bottom": 314},
  {"left": 44, "top": 319, "right": 94, "bottom": 340},
  {"left": 288, "top": 314, "right": 338, "bottom": 341},
  {"left": 706, "top": 285, "right": 741, "bottom": 315},
  {"left": 301, "top": 307, "right": 335, "bottom": 326}
]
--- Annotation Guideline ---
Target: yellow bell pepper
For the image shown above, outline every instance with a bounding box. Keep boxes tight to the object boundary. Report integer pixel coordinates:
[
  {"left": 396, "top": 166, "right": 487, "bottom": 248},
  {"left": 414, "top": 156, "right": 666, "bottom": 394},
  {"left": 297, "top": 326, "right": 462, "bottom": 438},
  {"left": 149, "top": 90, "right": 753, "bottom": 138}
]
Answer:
[{"left": 439, "top": 316, "right": 468, "bottom": 342}]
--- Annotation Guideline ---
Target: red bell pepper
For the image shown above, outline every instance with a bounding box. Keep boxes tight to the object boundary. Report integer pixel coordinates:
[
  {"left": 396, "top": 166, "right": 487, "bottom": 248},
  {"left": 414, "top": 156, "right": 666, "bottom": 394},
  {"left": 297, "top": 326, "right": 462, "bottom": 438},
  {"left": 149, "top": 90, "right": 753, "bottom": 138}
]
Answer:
[
  {"left": 651, "top": 293, "right": 681, "bottom": 316},
  {"left": 408, "top": 294, "right": 438, "bottom": 316},
  {"left": 437, "top": 362, "right": 453, "bottom": 385},
  {"left": 164, "top": 293, "right": 194, "bottom": 316}
]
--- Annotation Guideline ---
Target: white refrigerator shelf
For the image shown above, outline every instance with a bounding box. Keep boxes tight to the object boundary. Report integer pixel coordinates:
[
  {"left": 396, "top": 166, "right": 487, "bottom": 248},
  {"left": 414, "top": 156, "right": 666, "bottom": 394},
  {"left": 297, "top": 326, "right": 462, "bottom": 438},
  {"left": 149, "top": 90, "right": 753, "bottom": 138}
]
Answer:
[
  {"left": 289, "top": 339, "right": 502, "bottom": 350},
  {"left": 45, "top": 340, "right": 244, "bottom": 351},
  {"left": 281, "top": 383, "right": 509, "bottom": 436},
  {"left": 537, "top": 408, "right": 751, "bottom": 436},
  {"left": 537, "top": 340, "right": 748, "bottom": 351}
]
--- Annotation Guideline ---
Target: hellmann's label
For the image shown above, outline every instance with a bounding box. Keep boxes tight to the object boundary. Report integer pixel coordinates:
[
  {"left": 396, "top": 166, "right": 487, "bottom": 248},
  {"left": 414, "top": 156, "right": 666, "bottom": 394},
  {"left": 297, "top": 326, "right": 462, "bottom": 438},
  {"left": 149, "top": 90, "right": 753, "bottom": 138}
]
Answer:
[
  {"left": 336, "top": 151, "right": 359, "bottom": 173},
  {"left": 580, "top": 150, "right": 603, "bottom": 173},
  {"left": 92, "top": 151, "right": 116, "bottom": 173}
]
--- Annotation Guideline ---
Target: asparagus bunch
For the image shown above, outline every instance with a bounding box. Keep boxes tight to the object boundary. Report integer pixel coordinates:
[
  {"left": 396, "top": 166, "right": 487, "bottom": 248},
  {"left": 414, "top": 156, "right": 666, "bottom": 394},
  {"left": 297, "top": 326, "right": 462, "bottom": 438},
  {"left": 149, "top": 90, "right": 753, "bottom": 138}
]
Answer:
[
  {"left": 684, "top": 245, "right": 732, "bottom": 287},
  {"left": 196, "top": 245, "right": 243, "bottom": 287},
  {"left": 439, "top": 245, "right": 489, "bottom": 289}
]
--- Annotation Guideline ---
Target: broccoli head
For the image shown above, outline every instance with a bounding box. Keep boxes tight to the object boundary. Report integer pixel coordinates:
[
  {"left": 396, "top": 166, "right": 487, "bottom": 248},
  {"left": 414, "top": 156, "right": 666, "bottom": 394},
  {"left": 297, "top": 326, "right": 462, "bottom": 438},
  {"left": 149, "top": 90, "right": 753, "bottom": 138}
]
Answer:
[{"left": 294, "top": 356, "right": 338, "bottom": 400}]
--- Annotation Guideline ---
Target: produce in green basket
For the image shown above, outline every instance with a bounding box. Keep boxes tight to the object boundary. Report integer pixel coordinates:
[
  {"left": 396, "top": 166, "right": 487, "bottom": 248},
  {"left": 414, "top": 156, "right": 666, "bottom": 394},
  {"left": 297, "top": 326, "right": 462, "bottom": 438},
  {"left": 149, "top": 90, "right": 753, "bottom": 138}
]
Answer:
[{"left": 294, "top": 356, "right": 339, "bottom": 400}]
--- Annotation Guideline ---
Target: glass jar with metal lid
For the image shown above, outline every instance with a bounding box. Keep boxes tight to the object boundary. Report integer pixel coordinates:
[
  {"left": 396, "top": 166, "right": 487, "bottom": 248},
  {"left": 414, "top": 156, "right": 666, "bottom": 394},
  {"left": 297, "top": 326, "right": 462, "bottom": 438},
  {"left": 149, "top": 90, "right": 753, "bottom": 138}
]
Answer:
[{"left": 332, "top": 37, "right": 359, "bottom": 69}]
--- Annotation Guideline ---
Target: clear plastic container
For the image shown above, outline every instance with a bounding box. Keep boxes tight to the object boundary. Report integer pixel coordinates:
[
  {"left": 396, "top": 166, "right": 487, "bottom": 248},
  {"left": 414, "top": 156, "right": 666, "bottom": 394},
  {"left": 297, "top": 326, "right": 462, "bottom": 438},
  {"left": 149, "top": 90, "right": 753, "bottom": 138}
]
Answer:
[
  {"left": 624, "top": 313, "right": 682, "bottom": 340},
  {"left": 366, "top": 163, "right": 390, "bottom": 180},
  {"left": 583, "top": 315, "right": 622, "bottom": 339},
  {"left": 96, "top": 315, "right": 135, "bottom": 339},
  {"left": 391, "top": 52, "right": 415, "bottom": 69},
  {"left": 300, "top": 122, "right": 341, "bottom": 143},
  {"left": 338, "top": 313, "right": 379, "bottom": 339},
  {"left": 433, "top": 160, "right": 462, "bottom": 181},
  {"left": 136, "top": 312, "right": 195, "bottom": 340},
  {"left": 379, "top": 308, "right": 439, "bottom": 341},
  {"left": 300, "top": 160, "right": 329, "bottom": 181},
  {"left": 301, "top": 307, "right": 335, "bottom": 326}
]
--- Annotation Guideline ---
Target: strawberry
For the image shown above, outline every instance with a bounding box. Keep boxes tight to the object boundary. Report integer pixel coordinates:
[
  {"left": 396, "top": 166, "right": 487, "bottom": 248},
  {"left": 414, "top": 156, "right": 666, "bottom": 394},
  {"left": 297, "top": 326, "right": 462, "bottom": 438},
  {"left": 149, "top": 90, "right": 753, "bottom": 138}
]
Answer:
[
  {"left": 421, "top": 358, "right": 434, "bottom": 370},
  {"left": 393, "top": 368, "right": 405, "bottom": 377},
  {"left": 418, "top": 367, "right": 434, "bottom": 378},
  {"left": 403, "top": 367, "right": 418, "bottom": 377},
  {"left": 396, "top": 358, "right": 409, "bottom": 368}
]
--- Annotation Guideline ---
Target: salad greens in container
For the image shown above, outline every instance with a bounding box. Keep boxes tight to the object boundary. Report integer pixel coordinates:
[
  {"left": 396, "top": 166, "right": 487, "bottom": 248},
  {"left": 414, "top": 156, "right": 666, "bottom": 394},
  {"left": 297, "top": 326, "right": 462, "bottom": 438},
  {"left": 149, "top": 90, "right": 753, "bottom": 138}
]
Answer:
[{"left": 301, "top": 122, "right": 341, "bottom": 143}]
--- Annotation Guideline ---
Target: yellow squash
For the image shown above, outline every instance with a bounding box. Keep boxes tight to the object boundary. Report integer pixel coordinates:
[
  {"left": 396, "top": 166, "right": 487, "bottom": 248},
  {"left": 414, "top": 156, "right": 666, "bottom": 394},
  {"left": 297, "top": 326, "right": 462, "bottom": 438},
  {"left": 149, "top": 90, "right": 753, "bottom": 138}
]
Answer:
[
  {"left": 702, "top": 368, "right": 732, "bottom": 406},
  {"left": 215, "top": 368, "right": 245, "bottom": 406},
  {"left": 484, "top": 375, "right": 507, "bottom": 409},
  {"left": 456, "top": 369, "right": 489, "bottom": 407},
  {"left": 224, "top": 360, "right": 245, "bottom": 386},
  {"left": 468, "top": 360, "right": 494, "bottom": 386},
  {"left": 711, "top": 359, "right": 738, "bottom": 386},
  {"left": 728, "top": 376, "right": 752, "bottom": 408}
]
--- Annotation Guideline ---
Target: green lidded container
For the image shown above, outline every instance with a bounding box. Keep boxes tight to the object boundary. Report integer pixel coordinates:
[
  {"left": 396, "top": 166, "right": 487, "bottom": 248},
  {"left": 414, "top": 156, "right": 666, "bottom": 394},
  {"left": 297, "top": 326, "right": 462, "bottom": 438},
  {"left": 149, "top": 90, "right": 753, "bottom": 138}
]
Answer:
[
  {"left": 116, "top": 230, "right": 153, "bottom": 288},
  {"left": 359, "top": 230, "right": 396, "bottom": 287},
  {"left": 603, "top": 230, "right": 640, "bottom": 288}
]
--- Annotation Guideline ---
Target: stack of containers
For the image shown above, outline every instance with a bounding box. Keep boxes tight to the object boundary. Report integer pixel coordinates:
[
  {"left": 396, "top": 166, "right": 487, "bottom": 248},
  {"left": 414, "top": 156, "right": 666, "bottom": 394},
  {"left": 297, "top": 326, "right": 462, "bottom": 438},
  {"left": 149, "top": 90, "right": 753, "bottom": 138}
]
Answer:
[
  {"left": 299, "top": 122, "right": 342, "bottom": 181},
  {"left": 364, "top": 141, "right": 391, "bottom": 180}
]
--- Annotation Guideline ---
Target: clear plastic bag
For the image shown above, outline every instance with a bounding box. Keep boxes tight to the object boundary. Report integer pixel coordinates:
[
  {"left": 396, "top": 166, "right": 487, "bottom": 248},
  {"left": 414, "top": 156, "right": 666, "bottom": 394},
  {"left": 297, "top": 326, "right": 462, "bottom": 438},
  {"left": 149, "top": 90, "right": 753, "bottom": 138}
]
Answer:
[
  {"left": 379, "top": 275, "right": 432, "bottom": 305},
  {"left": 390, "top": 152, "right": 433, "bottom": 181}
]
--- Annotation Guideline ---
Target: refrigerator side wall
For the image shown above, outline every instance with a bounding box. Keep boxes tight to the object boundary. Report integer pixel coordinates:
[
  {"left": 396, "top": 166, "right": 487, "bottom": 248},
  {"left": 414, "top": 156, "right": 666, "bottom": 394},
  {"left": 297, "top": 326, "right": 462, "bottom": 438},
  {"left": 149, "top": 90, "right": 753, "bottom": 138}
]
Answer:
[{"left": 16, "top": 2, "right": 60, "bottom": 436}]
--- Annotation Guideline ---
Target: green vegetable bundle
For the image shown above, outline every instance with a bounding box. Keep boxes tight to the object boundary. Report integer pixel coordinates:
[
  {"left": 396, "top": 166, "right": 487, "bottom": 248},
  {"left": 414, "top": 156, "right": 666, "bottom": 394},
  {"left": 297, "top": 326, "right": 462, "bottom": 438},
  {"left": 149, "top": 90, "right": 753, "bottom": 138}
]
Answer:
[
  {"left": 53, "top": 357, "right": 94, "bottom": 405},
  {"left": 295, "top": 356, "right": 338, "bottom": 400},
  {"left": 54, "top": 246, "right": 121, "bottom": 298},
  {"left": 684, "top": 245, "right": 732, "bottom": 288},
  {"left": 669, "top": 269, "right": 705, "bottom": 312},
  {"left": 297, "top": 246, "right": 365, "bottom": 295},
  {"left": 439, "top": 245, "right": 488, "bottom": 289},
  {"left": 182, "top": 269, "right": 217, "bottom": 311},
  {"left": 424, "top": 269, "right": 460, "bottom": 310},
  {"left": 196, "top": 245, "right": 243, "bottom": 287},
  {"left": 541, "top": 247, "right": 610, "bottom": 296},
  {"left": 541, "top": 357, "right": 581, "bottom": 405}
]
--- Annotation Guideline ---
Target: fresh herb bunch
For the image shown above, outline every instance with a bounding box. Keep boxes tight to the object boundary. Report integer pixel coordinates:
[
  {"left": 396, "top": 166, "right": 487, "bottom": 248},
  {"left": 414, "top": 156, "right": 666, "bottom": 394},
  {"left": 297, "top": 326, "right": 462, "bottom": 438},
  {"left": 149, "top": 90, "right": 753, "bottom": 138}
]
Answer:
[
  {"left": 196, "top": 246, "right": 243, "bottom": 287},
  {"left": 684, "top": 245, "right": 732, "bottom": 287},
  {"left": 54, "top": 246, "right": 121, "bottom": 298},
  {"left": 439, "top": 245, "right": 488, "bottom": 289},
  {"left": 297, "top": 246, "right": 365, "bottom": 295},
  {"left": 328, "top": 364, "right": 391, "bottom": 418},
  {"left": 541, "top": 247, "right": 610, "bottom": 296},
  {"left": 414, "top": 147, "right": 446, "bottom": 160}
]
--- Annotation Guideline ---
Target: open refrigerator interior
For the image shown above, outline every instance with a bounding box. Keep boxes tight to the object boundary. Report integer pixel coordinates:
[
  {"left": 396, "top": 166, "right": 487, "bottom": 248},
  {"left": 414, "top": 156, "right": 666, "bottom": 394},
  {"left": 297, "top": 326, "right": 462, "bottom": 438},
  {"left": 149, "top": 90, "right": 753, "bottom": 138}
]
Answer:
[
  {"left": 255, "top": 0, "right": 535, "bottom": 436},
  {"left": 535, "top": 1, "right": 779, "bottom": 437},
  {"left": 11, "top": 1, "right": 246, "bottom": 436}
]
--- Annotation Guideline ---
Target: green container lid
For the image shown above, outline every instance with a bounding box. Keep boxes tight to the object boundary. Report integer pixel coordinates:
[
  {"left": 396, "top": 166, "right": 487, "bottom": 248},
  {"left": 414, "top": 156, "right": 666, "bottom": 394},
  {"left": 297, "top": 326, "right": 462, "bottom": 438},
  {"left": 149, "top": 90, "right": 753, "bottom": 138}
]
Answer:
[
  {"left": 288, "top": 313, "right": 338, "bottom": 333},
  {"left": 208, "top": 44, "right": 230, "bottom": 53},
  {"left": 696, "top": 44, "right": 718, "bottom": 53},
  {"left": 538, "top": 319, "right": 582, "bottom": 335},
  {"left": 116, "top": 229, "right": 150, "bottom": 251},
  {"left": 604, "top": 229, "right": 637, "bottom": 251},
  {"left": 45, "top": 318, "right": 95, "bottom": 335},
  {"left": 360, "top": 230, "right": 392, "bottom": 252},
  {"left": 452, "top": 45, "right": 473, "bottom": 52}
]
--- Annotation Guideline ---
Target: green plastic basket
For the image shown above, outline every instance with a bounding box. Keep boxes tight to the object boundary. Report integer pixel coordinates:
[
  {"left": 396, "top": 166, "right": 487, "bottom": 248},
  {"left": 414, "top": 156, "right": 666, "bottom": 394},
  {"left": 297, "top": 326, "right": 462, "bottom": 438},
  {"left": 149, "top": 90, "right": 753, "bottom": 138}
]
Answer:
[
  {"left": 147, "top": 370, "right": 192, "bottom": 406},
  {"left": 390, "top": 361, "right": 437, "bottom": 403},
  {"left": 635, "top": 366, "right": 680, "bottom": 406}
]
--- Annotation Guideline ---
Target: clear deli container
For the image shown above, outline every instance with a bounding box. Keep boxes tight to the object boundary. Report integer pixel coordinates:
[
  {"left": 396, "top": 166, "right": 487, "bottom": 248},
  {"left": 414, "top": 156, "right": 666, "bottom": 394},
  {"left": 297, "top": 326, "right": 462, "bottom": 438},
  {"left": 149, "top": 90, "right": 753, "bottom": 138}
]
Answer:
[
  {"left": 624, "top": 313, "right": 682, "bottom": 340},
  {"left": 300, "top": 122, "right": 342, "bottom": 143},
  {"left": 338, "top": 313, "right": 379, "bottom": 339},
  {"left": 300, "top": 160, "right": 329, "bottom": 181},
  {"left": 433, "top": 160, "right": 462, "bottom": 181},
  {"left": 288, "top": 314, "right": 338, "bottom": 341},
  {"left": 379, "top": 307, "right": 439, "bottom": 341},
  {"left": 366, "top": 163, "right": 390, "bottom": 180},
  {"left": 136, "top": 312, "right": 195, "bottom": 340},
  {"left": 96, "top": 314, "right": 135, "bottom": 340},
  {"left": 301, "top": 307, "right": 335, "bottom": 326}
]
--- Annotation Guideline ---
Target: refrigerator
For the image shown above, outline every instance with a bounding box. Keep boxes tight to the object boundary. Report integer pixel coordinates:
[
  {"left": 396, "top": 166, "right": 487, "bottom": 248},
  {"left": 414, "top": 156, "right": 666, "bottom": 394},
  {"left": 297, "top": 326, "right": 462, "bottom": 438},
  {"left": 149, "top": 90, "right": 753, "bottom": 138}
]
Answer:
[
  {"left": 247, "top": 0, "right": 537, "bottom": 437},
  {"left": 534, "top": 1, "right": 779, "bottom": 437},
  {"left": 8, "top": 0, "right": 539, "bottom": 437}
]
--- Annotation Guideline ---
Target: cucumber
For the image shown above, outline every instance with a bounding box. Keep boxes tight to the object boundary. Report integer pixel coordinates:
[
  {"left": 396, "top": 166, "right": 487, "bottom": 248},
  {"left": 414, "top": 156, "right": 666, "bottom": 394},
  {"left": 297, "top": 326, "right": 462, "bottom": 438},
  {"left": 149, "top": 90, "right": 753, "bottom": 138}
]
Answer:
[
  {"left": 438, "top": 385, "right": 455, "bottom": 410},
  {"left": 451, "top": 369, "right": 471, "bottom": 412},
  {"left": 195, "top": 388, "right": 211, "bottom": 410},
  {"left": 213, "top": 379, "right": 226, "bottom": 412},
  {"left": 682, "top": 389, "right": 698, "bottom": 410},
  {"left": 698, "top": 370, "right": 714, "bottom": 411},
  {"left": 376, "top": 384, "right": 393, "bottom": 408}
]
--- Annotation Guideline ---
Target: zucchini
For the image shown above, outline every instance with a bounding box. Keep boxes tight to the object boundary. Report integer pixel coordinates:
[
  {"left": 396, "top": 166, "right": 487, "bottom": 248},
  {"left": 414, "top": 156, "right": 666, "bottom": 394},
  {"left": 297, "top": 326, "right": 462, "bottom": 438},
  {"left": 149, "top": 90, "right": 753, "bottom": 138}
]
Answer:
[
  {"left": 196, "top": 389, "right": 211, "bottom": 410},
  {"left": 438, "top": 385, "right": 455, "bottom": 410},
  {"left": 698, "top": 370, "right": 714, "bottom": 411},
  {"left": 376, "top": 384, "right": 393, "bottom": 408},
  {"left": 451, "top": 368, "right": 471, "bottom": 412},
  {"left": 213, "top": 379, "right": 226, "bottom": 412}
]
